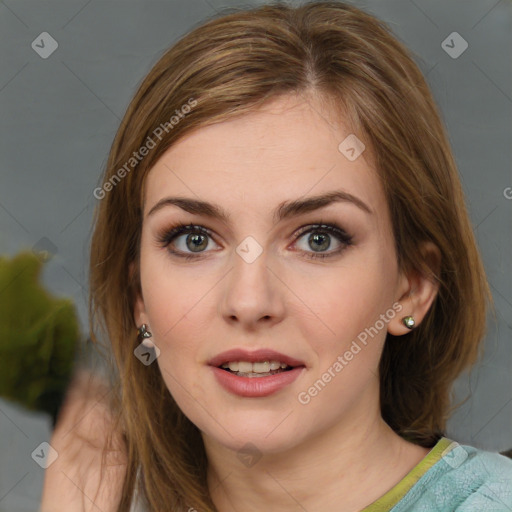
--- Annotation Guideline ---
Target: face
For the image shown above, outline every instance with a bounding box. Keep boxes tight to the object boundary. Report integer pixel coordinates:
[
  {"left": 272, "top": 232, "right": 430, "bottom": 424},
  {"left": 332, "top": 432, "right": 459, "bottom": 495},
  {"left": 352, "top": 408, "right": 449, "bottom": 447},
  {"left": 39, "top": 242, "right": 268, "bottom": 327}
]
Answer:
[{"left": 134, "top": 93, "right": 411, "bottom": 456}]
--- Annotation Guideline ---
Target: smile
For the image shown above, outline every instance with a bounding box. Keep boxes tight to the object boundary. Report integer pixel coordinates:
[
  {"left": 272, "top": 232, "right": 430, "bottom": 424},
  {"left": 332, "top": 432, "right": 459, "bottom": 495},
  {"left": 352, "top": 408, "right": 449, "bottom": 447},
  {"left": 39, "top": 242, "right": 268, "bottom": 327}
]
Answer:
[{"left": 208, "top": 348, "right": 306, "bottom": 397}]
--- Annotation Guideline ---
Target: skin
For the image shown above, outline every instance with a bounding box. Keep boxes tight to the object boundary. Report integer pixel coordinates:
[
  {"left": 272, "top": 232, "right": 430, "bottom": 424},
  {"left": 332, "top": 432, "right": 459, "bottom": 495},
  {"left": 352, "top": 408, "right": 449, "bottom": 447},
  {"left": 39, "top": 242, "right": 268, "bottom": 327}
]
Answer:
[
  {"left": 40, "top": 370, "right": 126, "bottom": 512},
  {"left": 133, "top": 92, "right": 441, "bottom": 511}
]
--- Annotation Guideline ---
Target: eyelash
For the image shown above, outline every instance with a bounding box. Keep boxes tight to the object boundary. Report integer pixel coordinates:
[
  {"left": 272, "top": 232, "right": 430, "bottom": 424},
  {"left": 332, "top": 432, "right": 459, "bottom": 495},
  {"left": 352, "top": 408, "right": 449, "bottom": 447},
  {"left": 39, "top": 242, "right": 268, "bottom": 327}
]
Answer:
[{"left": 155, "top": 222, "right": 354, "bottom": 261}]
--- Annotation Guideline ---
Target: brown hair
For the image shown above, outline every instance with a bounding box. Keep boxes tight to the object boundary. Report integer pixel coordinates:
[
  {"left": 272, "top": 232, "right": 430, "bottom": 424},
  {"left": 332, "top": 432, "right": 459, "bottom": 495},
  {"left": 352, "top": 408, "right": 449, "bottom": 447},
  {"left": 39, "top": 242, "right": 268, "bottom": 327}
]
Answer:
[{"left": 88, "top": 1, "right": 493, "bottom": 510}]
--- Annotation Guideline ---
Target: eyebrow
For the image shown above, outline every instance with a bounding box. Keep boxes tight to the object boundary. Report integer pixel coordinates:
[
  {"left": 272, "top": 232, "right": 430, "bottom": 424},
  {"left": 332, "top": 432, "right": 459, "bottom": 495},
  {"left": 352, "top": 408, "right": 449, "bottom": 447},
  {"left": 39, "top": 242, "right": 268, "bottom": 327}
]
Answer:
[{"left": 147, "top": 190, "right": 373, "bottom": 223}]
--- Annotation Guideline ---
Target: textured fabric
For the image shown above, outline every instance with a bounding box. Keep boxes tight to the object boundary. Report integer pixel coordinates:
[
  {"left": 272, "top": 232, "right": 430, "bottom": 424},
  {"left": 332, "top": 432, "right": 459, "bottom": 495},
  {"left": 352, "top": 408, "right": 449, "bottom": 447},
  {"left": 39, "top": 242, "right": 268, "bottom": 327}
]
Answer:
[
  {"left": 130, "top": 438, "right": 512, "bottom": 511},
  {"left": 363, "top": 437, "right": 512, "bottom": 511}
]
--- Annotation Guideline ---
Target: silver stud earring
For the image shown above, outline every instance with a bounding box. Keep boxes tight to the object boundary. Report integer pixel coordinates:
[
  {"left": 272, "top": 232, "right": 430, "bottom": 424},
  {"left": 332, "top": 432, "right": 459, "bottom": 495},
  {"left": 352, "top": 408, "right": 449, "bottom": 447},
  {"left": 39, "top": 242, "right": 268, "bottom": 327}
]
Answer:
[
  {"left": 137, "top": 324, "right": 155, "bottom": 348},
  {"left": 402, "top": 316, "right": 416, "bottom": 329}
]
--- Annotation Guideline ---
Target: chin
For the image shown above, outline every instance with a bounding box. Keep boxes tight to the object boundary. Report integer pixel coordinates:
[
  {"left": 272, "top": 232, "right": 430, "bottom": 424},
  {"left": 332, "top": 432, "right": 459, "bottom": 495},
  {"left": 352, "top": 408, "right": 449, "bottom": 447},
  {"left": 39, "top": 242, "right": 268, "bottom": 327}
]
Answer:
[{"left": 199, "top": 413, "right": 308, "bottom": 456}]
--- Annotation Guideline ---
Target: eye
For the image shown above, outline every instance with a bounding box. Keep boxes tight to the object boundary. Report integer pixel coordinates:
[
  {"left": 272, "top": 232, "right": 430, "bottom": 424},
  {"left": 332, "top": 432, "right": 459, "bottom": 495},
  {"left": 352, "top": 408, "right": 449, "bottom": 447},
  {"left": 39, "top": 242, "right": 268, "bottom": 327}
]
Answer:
[
  {"left": 292, "top": 223, "right": 353, "bottom": 260},
  {"left": 156, "top": 223, "right": 219, "bottom": 260}
]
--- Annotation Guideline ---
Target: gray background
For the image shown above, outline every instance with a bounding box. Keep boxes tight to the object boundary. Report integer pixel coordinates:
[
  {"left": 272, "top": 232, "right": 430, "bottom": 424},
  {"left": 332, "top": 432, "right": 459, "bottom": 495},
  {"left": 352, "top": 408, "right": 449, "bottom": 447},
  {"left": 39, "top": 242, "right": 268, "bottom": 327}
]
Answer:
[{"left": 0, "top": 0, "right": 511, "bottom": 509}]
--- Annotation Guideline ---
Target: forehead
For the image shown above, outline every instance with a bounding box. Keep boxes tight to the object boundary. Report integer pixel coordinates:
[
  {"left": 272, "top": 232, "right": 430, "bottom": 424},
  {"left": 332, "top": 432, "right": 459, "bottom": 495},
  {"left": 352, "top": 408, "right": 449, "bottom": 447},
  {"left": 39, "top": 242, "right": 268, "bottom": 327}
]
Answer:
[{"left": 143, "top": 94, "right": 386, "bottom": 222}]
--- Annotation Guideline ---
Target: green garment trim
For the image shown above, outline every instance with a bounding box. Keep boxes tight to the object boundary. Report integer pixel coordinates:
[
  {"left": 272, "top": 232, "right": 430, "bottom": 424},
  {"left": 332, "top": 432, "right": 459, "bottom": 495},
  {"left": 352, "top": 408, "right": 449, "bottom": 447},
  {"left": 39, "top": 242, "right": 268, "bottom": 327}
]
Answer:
[{"left": 361, "top": 437, "right": 454, "bottom": 511}]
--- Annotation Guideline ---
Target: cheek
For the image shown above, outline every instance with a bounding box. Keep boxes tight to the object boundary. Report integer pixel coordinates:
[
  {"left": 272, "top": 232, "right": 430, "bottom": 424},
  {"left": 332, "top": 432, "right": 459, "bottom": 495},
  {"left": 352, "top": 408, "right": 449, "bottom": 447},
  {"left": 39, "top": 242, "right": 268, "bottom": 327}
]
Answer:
[
  {"left": 139, "top": 238, "right": 212, "bottom": 338},
  {"left": 292, "top": 250, "right": 398, "bottom": 354},
  {"left": 142, "top": 278, "right": 206, "bottom": 361}
]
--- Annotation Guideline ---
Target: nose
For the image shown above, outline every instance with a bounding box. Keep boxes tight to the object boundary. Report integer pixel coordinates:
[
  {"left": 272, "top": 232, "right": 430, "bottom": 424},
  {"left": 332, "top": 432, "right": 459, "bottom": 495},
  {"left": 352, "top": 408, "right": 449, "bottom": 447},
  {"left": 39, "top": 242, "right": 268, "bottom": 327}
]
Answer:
[{"left": 219, "top": 244, "right": 286, "bottom": 330}]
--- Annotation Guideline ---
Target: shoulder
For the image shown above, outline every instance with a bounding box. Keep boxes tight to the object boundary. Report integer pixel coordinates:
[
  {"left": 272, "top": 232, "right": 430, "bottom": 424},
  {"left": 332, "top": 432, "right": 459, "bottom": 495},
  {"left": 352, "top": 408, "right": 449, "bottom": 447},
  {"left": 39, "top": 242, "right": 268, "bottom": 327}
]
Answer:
[
  {"left": 411, "top": 439, "right": 512, "bottom": 510},
  {"left": 452, "top": 442, "right": 512, "bottom": 504},
  {"left": 451, "top": 441, "right": 512, "bottom": 482}
]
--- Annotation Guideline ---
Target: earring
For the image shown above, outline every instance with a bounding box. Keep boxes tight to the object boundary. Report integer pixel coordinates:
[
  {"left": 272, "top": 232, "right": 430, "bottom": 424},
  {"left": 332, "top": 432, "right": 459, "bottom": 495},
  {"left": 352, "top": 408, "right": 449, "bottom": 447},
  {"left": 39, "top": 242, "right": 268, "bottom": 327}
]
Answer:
[
  {"left": 137, "top": 324, "right": 155, "bottom": 348},
  {"left": 402, "top": 316, "right": 416, "bottom": 329}
]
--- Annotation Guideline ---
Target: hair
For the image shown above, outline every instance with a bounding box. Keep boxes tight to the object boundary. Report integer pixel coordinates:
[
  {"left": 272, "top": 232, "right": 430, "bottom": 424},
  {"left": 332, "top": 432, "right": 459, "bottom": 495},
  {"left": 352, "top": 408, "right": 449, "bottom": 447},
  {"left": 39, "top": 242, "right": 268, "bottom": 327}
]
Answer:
[{"left": 88, "top": 1, "right": 493, "bottom": 510}]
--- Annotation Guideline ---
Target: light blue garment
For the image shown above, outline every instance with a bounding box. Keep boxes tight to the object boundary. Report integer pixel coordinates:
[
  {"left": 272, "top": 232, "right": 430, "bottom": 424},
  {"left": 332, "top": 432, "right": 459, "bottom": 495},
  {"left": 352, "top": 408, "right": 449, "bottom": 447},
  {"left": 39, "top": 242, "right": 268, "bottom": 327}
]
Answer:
[{"left": 364, "top": 438, "right": 512, "bottom": 511}]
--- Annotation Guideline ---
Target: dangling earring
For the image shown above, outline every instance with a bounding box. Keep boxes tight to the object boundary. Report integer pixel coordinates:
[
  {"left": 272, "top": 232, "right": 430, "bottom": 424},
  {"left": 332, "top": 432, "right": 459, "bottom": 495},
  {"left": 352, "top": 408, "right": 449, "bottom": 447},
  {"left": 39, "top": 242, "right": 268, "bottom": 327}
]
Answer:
[
  {"left": 402, "top": 316, "right": 416, "bottom": 329},
  {"left": 137, "top": 324, "right": 154, "bottom": 348}
]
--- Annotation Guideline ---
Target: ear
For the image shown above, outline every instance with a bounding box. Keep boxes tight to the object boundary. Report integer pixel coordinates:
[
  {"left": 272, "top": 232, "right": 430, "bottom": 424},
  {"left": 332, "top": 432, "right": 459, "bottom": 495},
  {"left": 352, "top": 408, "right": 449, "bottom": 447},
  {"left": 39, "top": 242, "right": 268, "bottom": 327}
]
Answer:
[
  {"left": 129, "top": 261, "right": 148, "bottom": 328},
  {"left": 388, "top": 241, "right": 441, "bottom": 336}
]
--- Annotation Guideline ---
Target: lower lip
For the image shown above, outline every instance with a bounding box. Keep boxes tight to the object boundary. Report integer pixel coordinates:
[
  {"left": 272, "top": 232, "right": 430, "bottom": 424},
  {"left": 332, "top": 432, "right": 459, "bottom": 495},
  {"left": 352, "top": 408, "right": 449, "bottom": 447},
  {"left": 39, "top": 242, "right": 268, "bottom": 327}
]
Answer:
[{"left": 210, "top": 366, "right": 305, "bottom": 397}]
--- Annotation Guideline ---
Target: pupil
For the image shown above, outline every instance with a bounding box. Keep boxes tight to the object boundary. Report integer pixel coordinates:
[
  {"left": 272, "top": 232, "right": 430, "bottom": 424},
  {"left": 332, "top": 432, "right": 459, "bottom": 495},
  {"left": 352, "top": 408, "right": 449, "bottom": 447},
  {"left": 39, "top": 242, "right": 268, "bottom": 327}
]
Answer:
[
  {"left": 187, "top": 234, "right": 207, "bottom": 252},
  {"left": 310, "top": 233, "right": 330, "bottom": 251}
]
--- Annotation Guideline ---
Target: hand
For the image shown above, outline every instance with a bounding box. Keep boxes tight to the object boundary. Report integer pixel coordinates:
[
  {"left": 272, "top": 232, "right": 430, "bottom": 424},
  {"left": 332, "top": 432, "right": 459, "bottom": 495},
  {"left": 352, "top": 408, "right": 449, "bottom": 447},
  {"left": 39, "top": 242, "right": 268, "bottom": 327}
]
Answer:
[{"left": 40, "top": 369, "right": 127, "bottom": 511}]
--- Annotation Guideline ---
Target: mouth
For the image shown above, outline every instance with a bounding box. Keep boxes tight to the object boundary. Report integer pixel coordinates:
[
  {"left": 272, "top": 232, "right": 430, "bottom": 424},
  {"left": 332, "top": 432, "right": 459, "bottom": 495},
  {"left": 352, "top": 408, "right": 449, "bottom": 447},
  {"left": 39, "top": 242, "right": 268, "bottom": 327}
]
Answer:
[{"left": 208, "top": 348, "right": 306, "bottom": 397}]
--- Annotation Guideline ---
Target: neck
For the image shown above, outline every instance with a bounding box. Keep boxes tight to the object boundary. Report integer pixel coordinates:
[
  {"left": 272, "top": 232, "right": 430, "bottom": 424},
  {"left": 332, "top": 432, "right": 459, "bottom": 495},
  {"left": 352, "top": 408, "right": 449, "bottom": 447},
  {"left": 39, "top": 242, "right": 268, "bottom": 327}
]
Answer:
[{"left": 204, "top": 407, "right": 429, "bottom": 512}]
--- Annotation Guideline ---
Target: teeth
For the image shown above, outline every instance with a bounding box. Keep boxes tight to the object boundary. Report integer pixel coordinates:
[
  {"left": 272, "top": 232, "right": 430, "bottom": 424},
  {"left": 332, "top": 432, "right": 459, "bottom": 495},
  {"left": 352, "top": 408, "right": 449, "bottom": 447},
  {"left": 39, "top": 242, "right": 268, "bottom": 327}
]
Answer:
[
  {"left": 220, "top": 360, "right": 290, "bottom": 373},
  {"left": 253, "top": 361, "right": 270, "bottom": 373},
  {"left": 238, "top": 361, "right": 253, "bottom": 373}
]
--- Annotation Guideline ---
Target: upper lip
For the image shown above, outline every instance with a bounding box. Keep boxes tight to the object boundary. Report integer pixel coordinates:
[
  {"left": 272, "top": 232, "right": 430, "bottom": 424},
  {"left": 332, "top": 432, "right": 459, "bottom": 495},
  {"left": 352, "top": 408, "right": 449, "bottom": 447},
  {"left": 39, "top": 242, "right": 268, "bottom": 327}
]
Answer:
[{"left": 208, "top": 348, "right": 306, "bottom": 368}]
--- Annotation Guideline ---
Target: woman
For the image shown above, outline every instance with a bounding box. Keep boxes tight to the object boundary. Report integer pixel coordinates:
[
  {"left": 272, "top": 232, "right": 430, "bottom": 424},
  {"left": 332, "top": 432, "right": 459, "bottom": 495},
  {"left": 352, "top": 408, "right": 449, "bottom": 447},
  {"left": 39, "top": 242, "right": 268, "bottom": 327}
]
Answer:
[{"left": 41, "top": 1, "right": 512, "bottom": 511}]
